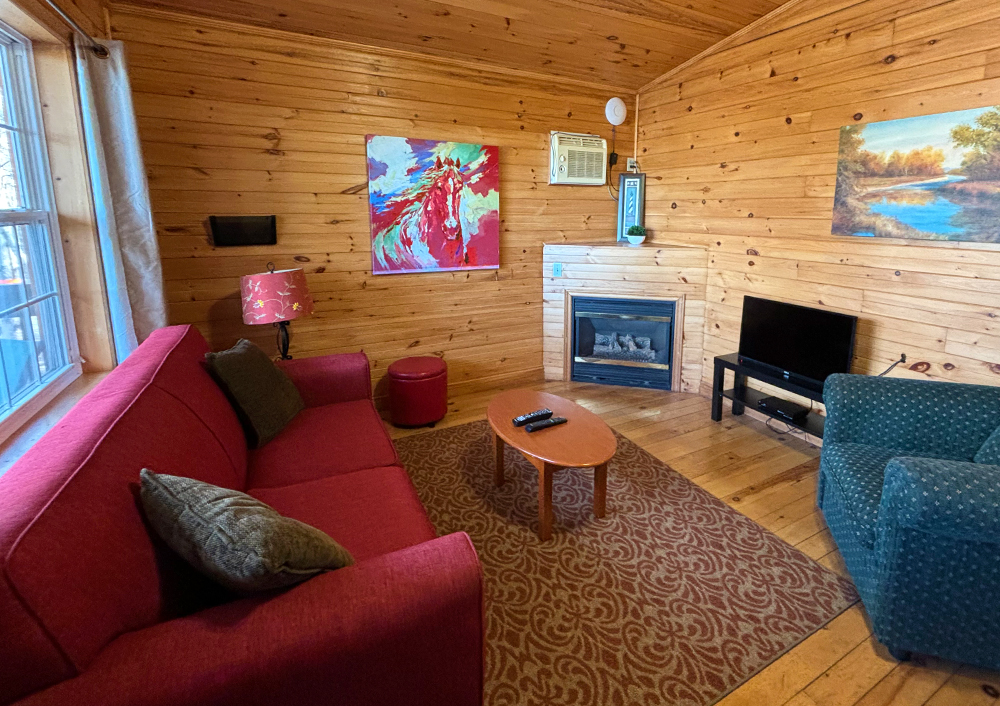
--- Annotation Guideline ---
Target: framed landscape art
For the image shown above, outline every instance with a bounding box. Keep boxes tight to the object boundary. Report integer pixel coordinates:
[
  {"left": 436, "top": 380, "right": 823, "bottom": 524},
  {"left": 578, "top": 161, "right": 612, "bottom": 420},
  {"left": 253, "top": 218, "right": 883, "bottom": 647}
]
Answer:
[
  {"left": 832, "top": 105, "right": 1000, "bottom": 242},
  {"left": 365, "top": 135, "right": 501, "bottom": 274}
]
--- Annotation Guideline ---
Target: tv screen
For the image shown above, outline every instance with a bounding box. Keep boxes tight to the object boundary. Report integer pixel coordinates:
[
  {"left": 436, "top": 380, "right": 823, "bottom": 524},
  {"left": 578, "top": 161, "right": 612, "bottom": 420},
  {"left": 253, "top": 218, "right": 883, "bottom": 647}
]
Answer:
[{"left": 738, "top": 296, "right": 857, "bottom": 388}]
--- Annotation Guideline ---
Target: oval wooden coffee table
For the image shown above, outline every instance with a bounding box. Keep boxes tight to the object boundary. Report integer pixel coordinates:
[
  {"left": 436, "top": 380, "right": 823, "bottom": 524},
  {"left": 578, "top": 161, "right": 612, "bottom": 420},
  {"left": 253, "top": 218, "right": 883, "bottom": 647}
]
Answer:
[{"left": 487, "top": 389, "right": 617, "bottom": 541}]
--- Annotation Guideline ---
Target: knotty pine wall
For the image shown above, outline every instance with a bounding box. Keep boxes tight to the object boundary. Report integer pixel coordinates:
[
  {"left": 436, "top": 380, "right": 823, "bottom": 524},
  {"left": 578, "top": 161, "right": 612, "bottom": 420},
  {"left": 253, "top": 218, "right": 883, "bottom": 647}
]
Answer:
[
  {"left": 110, "top": 6, "right": 627, "bottom": 396},
  {"left": 638, "top": 0, "right": 1000, "bottom": 395}
]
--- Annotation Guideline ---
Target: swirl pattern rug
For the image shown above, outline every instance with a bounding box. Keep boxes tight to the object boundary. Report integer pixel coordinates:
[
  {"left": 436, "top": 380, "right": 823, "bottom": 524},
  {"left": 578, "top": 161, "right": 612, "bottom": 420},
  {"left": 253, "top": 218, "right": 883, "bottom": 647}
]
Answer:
[{"left": 395, "top": 420, "right": 858, "bottom": 706}]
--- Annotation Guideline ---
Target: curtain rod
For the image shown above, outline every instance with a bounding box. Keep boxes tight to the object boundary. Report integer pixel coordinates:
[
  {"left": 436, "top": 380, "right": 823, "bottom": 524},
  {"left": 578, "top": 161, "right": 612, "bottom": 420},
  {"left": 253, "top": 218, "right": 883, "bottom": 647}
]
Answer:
[{"left": 38, "top": 0, "right": 109, "bottom": 58}]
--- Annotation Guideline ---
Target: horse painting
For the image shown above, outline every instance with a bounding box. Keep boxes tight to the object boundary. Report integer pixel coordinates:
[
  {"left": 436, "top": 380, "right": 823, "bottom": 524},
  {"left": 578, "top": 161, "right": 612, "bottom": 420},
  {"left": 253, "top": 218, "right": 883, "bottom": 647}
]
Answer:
[{"left": 366, "top": 136, "right": 500, "bottom": 274}]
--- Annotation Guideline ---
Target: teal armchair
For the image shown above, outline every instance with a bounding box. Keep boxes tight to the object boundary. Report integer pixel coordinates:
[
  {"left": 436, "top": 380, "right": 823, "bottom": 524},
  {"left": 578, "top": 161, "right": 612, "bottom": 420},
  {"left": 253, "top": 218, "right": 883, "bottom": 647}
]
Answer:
[{"left": 818, "top": 374, "right": 1000, "bottom": 667}]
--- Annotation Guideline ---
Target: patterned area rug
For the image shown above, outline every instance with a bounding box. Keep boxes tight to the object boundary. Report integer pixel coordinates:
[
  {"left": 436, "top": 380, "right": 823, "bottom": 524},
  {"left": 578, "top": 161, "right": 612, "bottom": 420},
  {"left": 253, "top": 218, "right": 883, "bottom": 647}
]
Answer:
[{"left": 395, "top": 420, "right": 858, "bottom": 706}]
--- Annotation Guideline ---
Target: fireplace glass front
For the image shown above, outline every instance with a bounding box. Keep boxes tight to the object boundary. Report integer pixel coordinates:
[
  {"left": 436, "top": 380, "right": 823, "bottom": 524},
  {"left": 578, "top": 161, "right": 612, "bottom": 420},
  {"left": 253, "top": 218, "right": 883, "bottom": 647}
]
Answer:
[{"left": 571, "top": 297, "right": 675, "bottom": 390}]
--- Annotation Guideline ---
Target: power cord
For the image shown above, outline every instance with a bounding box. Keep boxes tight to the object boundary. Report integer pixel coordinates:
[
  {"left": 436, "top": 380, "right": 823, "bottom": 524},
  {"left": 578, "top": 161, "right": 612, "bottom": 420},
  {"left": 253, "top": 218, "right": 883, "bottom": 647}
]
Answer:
[
  {"left": 607, "top": 126, "right": 619, "bottom": 202},
  {"left": 878, "top": 354, "right": 907, "bottom": 377}
]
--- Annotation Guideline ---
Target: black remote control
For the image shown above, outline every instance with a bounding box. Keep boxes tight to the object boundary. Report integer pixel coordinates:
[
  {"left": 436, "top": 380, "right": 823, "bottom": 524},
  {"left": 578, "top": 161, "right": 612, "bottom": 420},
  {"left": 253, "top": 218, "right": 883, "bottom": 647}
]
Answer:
[
  {"left": 525, "top": 417, "right": 568, "bottom": 433},
  {"left": 513, "top": 408, "right": 553, "bottom": 427}
]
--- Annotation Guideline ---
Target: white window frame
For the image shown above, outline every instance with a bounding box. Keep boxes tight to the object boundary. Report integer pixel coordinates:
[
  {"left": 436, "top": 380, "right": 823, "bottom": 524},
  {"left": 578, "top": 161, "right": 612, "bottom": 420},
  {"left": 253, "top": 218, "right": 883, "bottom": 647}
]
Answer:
[{"left": 0, "top": 19, "right": 79, "bottom": 443}]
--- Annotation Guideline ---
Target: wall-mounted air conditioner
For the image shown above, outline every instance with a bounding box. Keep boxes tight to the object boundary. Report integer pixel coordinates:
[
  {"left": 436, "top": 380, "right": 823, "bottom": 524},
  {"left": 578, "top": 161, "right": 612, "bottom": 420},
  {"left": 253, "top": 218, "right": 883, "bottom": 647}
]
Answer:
[{"left": 549, "top": 131, "right": 607, "bottom": 186}]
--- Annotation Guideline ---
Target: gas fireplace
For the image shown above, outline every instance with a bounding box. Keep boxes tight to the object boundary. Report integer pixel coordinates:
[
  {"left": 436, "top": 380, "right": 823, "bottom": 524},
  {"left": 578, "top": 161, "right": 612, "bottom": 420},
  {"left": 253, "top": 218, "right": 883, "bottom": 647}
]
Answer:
[{"left": 571, "top": 296, "right": 677, "bottom": 390}]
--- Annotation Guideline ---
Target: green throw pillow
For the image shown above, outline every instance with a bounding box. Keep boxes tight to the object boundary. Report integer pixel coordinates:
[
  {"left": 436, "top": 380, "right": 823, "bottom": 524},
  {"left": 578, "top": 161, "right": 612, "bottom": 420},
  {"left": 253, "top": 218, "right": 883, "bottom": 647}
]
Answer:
[
  {"left": 139, "top": 469, "right": 354, "bottom": 593},
  {"left": 206, "top": 339, "right": 304, "bottom": 448},
  {"left": 975, "top": 425, "right": 1000, "bottom": 465}
]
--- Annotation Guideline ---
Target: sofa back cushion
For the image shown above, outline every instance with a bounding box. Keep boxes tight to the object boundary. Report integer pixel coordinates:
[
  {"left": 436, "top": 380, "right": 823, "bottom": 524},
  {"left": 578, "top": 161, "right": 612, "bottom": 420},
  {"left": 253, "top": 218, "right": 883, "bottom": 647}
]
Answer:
[{"left": 0, "top": 326, "right": 247, "bottom": 704}]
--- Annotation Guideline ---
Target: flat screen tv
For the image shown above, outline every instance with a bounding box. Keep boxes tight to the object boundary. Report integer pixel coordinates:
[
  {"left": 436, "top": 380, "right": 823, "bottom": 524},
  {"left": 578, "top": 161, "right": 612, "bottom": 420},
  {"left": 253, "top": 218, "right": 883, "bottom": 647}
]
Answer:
[{"left": 738, "top": 296, "right": 857, "bottom": 390}]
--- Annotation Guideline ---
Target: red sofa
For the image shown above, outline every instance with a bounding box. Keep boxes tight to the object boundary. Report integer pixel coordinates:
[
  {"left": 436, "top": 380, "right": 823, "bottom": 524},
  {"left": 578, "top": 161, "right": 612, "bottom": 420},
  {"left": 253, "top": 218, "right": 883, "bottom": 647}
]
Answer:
[{"left": 0, "top": 325, "right": 483, "bottom": 706}]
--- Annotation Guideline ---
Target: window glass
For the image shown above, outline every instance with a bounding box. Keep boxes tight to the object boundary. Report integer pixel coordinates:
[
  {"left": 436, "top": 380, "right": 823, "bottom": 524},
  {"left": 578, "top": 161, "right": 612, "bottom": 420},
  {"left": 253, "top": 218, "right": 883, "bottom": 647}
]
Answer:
[{"left": 0, "top": 25, "right": 75, "bottom": 420}]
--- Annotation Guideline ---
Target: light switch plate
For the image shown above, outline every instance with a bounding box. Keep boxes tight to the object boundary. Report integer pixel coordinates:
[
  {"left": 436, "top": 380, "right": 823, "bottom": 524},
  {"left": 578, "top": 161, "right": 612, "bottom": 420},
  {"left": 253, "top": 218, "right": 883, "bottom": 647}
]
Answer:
[{"left": 553, "top": 263, "right": 564, "bottom": 277}]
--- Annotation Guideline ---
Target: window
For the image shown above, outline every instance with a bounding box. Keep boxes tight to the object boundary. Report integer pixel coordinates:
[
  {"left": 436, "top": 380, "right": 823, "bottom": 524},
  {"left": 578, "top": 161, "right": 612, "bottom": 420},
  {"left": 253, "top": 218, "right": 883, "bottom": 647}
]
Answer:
[{"left": 0, "top": 22, "right": 74, "bottom": 422}]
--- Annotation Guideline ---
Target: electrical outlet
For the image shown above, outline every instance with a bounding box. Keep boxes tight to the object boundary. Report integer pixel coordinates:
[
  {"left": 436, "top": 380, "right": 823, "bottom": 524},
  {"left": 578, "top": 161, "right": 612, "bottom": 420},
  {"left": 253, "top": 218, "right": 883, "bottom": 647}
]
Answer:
[
  {"left": 553, "top": 263, "right": 564, "bottom": 277},
  {"left": 626, "top": 158, "right": 639, "bottom": 172}
]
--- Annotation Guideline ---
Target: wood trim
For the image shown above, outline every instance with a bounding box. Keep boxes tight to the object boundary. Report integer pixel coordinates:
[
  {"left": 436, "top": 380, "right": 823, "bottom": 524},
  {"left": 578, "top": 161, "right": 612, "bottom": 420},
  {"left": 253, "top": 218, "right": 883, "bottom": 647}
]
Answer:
[
  {"left": 638, "top": 0, "right": 813, "bottom": 93},
  {"left": 108, "top": 2, "right": 638, "bottom": 95},
  {"left": 33, "top": 39, "right": 115, "bottom": 372}
]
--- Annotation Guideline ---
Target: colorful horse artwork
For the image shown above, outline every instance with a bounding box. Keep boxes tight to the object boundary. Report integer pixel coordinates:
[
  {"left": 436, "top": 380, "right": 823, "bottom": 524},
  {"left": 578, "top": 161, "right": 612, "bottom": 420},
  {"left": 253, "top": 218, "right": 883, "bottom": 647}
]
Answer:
[{"left": 366, "top": 136, "right": 500, "bottom": 274}]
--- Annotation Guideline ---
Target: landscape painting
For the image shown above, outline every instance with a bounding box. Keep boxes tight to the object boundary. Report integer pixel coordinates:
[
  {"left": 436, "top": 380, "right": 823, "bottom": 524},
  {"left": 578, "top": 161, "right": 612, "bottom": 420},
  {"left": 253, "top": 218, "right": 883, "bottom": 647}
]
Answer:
[
  {"left": 366, "top": 135, "right": 500, "bottom": 274},
  {"left": 832, "top": 105, "right": 1000, "bottom": 242}
]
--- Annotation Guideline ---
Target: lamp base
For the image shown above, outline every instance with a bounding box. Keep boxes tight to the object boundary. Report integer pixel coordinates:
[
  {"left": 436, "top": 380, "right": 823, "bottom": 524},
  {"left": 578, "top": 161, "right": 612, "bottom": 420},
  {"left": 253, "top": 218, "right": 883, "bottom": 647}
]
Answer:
[{"left": 275, "top": 321, "right": 292, "bottom": 360}]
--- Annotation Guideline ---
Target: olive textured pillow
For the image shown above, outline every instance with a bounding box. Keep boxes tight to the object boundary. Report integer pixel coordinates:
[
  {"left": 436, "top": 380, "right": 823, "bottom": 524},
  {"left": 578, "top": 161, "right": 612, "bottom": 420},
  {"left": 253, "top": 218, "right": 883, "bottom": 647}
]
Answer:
[
  {"left": 206, "top": 338, "right": 304, "bottom": 448},
  {"left": 139, "top": 469, "right": 354, "bottom": 593}
]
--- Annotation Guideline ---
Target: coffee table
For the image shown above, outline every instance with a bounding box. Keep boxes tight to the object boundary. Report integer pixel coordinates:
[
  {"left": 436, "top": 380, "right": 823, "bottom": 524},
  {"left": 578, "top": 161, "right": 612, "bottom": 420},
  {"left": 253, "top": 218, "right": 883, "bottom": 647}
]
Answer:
[{"left": 487, "top": 389, "right": 617, "bottom": 540}]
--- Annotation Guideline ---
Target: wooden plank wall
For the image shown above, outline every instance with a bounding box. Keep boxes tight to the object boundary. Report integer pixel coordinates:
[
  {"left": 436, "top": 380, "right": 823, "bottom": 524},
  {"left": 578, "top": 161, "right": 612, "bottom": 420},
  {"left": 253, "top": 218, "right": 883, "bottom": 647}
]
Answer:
[
  {"left": 109, "top": 5, "right": 627, "bottom": 396},
  {"left": 637, "top": 0, "right": 1000, "bottom": 396},
  {"left": 541, "top": 242, "right": 708, "bottom": 391},
  {"left": 18, "top": 0, "right": 106, "bottom": 38}
]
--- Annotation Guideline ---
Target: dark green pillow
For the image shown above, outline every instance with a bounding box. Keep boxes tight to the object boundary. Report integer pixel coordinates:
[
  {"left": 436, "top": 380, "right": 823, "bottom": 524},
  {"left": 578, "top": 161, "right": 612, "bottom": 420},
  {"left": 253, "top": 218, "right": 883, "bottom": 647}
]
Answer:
[
  {"left": 975, "top": 425, "right": 1000, "bottom": 465},
  {"left": 139, "top": 469, "right": 354, "bottom": 593},
  {"left": 206, "top": 339, "right": 304, "bottom": 448}
]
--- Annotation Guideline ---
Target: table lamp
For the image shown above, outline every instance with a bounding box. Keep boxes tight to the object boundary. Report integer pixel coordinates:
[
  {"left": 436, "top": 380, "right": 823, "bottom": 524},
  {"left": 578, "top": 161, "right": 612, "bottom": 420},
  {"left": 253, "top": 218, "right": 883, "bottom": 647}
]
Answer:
[{"left": 241, "top": 263, "right": 314, "bottom": 359}]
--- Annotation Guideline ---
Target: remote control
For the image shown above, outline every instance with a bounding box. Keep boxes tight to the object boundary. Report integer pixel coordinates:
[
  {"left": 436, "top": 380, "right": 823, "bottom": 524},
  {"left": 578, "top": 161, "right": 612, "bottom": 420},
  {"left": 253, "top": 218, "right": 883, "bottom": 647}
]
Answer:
[
  {"left": 512, "top": 408, "right": 553, "bottom": 427},
  {"left": 525, "top": 417, "right": 568, "bottom": 433}
]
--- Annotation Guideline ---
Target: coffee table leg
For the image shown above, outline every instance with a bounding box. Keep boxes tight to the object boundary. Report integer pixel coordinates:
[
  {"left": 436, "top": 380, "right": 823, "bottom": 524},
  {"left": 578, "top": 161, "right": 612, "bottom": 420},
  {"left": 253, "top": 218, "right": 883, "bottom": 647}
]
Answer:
[
  {"left": 494, "top": 433, "right": 505, "bottom": 487},
  {"left": 538, "top": 462, "right": 555, "bottom": 541},
  {"left": 594, "top": 462, "right": 608, "bottom": 518}
]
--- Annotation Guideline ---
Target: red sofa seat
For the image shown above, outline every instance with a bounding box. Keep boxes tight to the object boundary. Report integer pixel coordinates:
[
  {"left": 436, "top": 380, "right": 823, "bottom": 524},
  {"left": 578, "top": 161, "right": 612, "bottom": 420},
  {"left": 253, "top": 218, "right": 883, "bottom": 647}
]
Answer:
[{"left": 0, "top": 325, "right": 483, "bottom": 706}]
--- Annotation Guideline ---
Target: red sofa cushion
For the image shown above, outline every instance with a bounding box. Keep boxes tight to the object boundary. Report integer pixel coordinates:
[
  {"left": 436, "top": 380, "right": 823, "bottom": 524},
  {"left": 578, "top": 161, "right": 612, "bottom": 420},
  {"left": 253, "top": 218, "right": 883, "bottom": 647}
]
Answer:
[
  {"left": 0, "top": 326, "right": 247, "bottom": 704},
  {"left": 250, "top": 466, "right": 436, "bottom": 562},
  {"left": 247, "top": 400, "right": 399, "bottom": 489}
]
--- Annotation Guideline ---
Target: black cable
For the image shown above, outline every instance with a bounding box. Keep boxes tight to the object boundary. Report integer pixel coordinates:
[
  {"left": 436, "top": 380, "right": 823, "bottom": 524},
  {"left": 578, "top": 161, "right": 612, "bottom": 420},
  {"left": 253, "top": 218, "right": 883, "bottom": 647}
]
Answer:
[{"left": 878, "top": 354, "right": 907, "bottom": 377}]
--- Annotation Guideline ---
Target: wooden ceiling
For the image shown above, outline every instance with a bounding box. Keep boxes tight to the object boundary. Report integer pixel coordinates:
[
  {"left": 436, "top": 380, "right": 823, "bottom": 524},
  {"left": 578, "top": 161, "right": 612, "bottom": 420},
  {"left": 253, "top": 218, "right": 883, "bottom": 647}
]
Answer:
[{"left": 116, "top": 0, "right": 785, "bottom": 90}]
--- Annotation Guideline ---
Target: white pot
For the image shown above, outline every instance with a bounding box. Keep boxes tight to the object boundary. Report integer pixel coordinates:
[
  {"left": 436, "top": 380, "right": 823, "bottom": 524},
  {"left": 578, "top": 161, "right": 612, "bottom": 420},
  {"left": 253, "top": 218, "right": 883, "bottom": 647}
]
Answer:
[{"left": 626, "top": 235, "right": 646, "bottom": 245}]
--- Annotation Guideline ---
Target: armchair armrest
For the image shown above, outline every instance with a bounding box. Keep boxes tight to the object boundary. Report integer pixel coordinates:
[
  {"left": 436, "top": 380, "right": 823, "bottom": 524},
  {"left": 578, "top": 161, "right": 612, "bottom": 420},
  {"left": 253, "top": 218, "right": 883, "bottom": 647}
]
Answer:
[
  {"left": 823, "top": 374, "right": 1000, "bottom": 459},
  {"left": 277, "top": 351, "right": 372, "bottom": 407},
  {"left": 19, "top": 533, "right": 483, "bottom": 706},
  {"left": 879, "top": 457, "right": 1000, "bottom": 543}
]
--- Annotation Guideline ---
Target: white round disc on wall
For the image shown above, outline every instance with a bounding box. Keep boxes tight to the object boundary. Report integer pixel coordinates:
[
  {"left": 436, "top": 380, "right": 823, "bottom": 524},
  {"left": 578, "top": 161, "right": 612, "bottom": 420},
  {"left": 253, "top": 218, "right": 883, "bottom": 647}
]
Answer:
[{"left": 605, "top": 97, "right": 627, "bottom": 126}]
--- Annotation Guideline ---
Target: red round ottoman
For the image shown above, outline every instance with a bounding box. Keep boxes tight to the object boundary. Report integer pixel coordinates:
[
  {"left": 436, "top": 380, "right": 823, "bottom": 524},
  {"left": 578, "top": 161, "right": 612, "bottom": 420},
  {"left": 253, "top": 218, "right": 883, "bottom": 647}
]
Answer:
[{"left": 388, "top": 356, "right": 448, "bottom": 427}]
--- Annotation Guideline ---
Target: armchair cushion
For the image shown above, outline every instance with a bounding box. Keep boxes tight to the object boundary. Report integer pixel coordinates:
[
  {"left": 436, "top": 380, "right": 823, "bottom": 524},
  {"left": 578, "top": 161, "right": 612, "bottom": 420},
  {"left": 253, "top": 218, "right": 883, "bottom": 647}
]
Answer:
[
  {"left": 974, "top": 425, "right": 1000, "bottom": 465},
  {"left": 822, "top": 442, "right": 956, "bottom": 549},
  {"left": 248, "top": 400, "right": 399, "bottom": 489},
  {"left": 880, "top": 457, "right": 1000, "bottom": 543}
]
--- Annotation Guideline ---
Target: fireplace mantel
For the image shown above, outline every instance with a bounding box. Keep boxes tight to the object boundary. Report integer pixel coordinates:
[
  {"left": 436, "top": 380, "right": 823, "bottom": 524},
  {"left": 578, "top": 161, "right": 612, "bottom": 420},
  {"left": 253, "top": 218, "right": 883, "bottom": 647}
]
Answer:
[{"left": 542, "top": 242, "right": 708, "bottom": 393}]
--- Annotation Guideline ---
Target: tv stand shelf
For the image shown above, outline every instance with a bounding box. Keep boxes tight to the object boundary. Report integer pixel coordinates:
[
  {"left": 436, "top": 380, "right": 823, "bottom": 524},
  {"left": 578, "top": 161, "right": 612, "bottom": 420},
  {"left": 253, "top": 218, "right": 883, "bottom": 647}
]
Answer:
[{"left": 712, "top": 353, "right": 826, "bottom": 438}]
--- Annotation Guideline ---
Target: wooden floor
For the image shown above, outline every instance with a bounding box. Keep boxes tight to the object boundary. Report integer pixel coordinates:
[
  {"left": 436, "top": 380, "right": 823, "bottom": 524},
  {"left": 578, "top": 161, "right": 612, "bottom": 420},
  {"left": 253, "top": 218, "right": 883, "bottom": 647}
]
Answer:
[{"left": 388, "top": 381, "right": 1000, "bottom": 706}]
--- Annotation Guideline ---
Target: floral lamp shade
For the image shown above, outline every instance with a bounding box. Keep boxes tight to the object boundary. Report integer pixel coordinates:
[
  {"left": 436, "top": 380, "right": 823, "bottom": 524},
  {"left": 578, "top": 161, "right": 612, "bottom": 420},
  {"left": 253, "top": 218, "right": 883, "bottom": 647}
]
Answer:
[{"left": 240, "top": 268, "right": 314, "bottom": 325}]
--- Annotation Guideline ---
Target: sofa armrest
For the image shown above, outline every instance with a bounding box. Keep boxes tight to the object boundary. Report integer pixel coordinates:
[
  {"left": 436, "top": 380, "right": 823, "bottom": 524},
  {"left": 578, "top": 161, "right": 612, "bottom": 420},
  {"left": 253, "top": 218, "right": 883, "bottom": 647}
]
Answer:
[
  {"left": 277, "top": 352, "right": 372, "bottom": 407},
  {"left": 18, "top": 534, "right": 483, "bottom": 706},
  {"left": 879, "top": 457, "right": 1000, "bottom": 543},
  {"left": 823, "top": 374, "right": 1000, "bottom": 459}
]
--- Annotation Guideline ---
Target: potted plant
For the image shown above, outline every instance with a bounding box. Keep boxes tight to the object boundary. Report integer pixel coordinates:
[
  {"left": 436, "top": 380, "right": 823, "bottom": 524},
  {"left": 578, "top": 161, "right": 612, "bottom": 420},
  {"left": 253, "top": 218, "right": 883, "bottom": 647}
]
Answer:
[{"left": 626, "top": 225, "right": 647, "bottom": 245}]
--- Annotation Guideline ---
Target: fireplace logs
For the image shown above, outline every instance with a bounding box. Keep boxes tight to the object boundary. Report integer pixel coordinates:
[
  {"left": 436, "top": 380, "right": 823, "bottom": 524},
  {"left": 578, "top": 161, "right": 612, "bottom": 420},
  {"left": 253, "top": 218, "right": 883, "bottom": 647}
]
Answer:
[{"left": 594, "top": 333, "right": 657, "bottom": 363}]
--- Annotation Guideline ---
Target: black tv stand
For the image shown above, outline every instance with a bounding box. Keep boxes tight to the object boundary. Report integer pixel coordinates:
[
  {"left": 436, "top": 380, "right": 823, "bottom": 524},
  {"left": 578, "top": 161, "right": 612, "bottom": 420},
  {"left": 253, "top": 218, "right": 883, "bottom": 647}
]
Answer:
[{"left": 711, "top": 353, "right": 826, "bottom": 438}]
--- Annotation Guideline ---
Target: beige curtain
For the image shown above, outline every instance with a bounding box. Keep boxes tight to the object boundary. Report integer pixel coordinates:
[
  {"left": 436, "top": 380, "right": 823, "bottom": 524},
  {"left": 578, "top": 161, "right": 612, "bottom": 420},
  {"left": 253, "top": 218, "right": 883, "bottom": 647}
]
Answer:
[{"left": 75, "top": 37, "right": 166, "bottom": 361}]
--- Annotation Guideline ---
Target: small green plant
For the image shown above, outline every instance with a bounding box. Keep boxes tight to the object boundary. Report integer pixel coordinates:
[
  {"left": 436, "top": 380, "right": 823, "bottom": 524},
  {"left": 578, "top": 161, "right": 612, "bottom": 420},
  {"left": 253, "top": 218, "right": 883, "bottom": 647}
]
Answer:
[{"left": 627, "top": 225, "right": 646, "bottom": 237}]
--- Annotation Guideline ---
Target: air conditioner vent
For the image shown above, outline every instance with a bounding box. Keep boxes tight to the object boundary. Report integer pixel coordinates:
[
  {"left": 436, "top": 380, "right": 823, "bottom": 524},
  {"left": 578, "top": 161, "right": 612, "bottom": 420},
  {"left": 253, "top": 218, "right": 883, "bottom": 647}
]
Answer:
[{"left": 550, "top": 131, "right": 607, "bottom": 186}]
